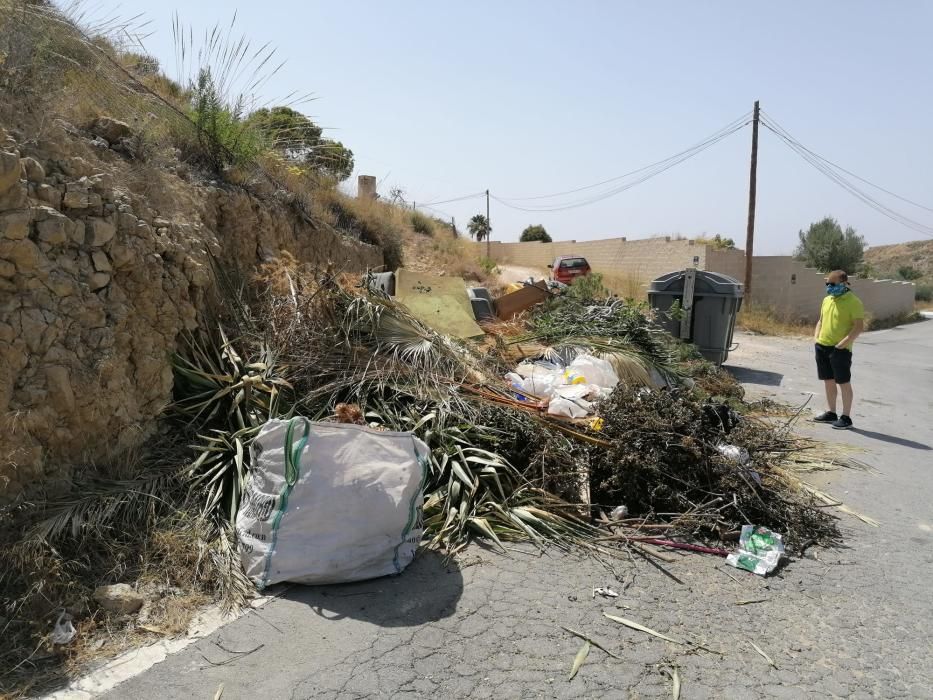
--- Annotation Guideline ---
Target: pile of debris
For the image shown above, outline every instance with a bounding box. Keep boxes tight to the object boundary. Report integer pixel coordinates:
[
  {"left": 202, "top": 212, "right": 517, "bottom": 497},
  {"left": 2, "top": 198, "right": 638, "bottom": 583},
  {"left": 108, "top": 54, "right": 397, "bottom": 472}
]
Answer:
[
  {"left": 170, "top": 261, "right": 846, "bottom": 560},
  {"left": 1, "top": 260, "right": 861, "bottom": 691}
]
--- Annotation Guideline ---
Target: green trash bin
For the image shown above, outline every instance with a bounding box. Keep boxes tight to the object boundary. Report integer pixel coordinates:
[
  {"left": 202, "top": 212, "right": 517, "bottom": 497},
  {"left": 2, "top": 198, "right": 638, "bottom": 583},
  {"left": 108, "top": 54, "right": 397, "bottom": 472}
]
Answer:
[{"left": 648, "top": 270, "right": 744, "bottom": 365}]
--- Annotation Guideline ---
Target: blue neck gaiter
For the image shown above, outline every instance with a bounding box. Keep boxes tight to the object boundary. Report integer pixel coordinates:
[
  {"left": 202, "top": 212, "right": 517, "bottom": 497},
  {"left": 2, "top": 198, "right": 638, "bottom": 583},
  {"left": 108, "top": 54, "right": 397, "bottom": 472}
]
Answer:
[{"left": 826, "top": 283, "right": 848, "bottom": 297}]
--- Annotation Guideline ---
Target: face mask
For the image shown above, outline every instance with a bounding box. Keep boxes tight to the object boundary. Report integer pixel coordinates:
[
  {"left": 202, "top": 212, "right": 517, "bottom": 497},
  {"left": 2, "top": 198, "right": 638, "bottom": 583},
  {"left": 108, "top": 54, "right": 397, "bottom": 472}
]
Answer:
[{"left": 826, "top": 283, "right": 848, "bottom": 296}]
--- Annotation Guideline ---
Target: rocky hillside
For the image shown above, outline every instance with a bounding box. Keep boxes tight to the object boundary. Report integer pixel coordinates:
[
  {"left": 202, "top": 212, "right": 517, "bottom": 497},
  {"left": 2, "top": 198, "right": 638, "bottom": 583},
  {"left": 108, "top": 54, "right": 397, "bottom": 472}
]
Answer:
[
  {"left": 0, "top": 117, "right": 382, "bottom": 501},
  {"left": 864, "top": 239, "right": 933, "bottom": 285}
]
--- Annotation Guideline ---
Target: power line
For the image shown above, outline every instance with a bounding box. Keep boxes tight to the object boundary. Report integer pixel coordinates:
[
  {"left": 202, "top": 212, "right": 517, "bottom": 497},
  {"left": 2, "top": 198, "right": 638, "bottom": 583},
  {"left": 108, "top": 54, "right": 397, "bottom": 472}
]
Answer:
[
  {"left": 497, "top": 111, "right": 752, "bottom": 202},
  {"left": 416, "top": 202, "right": 454, "bottom": 219},
  {"left": 760, "top": 113, "right": 933, "bottom": 239},
  {"left": 761, "top": 110, "right": 933, "bottom": 215},
  {"left": 490, "top": 120, "right": 749, "bottom": 213},
  {"left": 418, "top": 191, "right": 487, "bottom": 207}
]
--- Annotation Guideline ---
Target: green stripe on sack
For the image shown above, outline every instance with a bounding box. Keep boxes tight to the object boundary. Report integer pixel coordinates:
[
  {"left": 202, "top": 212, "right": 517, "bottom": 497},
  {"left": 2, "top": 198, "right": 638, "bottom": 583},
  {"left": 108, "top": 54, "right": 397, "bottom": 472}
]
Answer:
[
  {"left": 392, "top": 438, "right": 430, "bottom": 573},
  {"left": 259, "top": 417, "right": 310, "bottom": 589}
]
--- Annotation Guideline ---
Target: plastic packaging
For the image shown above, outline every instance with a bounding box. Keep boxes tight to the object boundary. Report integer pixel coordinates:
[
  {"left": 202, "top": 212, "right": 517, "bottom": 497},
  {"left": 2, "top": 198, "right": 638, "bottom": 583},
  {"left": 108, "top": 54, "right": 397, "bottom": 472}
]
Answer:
[
  {"left": 51, "top": 611, "right": 76, "bottom": 645},
  {"left": 548, "top": 395, "right": 593, "bottom": 418},
  {"left": 610, "top": 505, "right": 629, "bottom": 520},
  {"left": 716, "top": 444, "right": 750, "bottom": 465},
  {"left": 563, "top": 369, "right": 586, "bottom": 385},
  {"left": 568, "top": 355, "right": 619, "bottom": 390},
  {"left": 726, "top": 525, "right": 785, "bottom": 576}
]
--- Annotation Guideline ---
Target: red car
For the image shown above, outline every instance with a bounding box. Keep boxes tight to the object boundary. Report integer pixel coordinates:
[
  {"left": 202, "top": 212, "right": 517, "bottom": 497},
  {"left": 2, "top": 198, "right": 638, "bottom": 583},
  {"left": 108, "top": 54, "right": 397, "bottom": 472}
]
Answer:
[{"left": 548, "top": 255, "right": 591, "bottom": 285}]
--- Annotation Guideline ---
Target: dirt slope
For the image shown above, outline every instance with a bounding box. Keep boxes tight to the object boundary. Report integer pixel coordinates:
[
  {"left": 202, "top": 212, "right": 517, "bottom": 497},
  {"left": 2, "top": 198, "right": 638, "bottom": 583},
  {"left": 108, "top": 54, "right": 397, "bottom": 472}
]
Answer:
[{"left": 864, "top": 239, "right": 933, "bottom": 283}]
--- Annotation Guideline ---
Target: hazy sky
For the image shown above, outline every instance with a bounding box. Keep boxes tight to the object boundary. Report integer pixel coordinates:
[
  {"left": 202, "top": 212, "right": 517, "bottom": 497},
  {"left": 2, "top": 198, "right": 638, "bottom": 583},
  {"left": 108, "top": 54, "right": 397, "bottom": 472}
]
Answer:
[{"left": 111, "top": 1, "right": 933, "bottom": 253}]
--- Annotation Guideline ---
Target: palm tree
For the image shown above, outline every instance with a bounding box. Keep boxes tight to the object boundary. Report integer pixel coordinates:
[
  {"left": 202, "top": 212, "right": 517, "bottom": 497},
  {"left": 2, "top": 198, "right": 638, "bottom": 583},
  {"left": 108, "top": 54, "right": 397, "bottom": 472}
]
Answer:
[{"left": 468, "top": 214, "right": 491, "bottom": 242}]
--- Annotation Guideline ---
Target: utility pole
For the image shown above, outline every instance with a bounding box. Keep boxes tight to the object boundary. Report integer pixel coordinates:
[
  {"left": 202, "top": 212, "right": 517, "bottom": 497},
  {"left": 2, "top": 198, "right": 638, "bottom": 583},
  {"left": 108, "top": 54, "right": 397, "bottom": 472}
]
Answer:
[
  {"left": 744, "top": 100, "right": 760, "bottom": 300},
  {"left": 485, "top": 189, "right": 491, "bottom": 258}
]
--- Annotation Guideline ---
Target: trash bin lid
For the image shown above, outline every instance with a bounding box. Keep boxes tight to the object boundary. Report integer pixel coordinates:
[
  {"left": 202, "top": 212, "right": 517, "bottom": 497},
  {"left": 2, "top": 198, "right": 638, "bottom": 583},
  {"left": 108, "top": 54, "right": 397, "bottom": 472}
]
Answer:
[{"left": 649, "top": 270, "right": 744, "bottom": 297}]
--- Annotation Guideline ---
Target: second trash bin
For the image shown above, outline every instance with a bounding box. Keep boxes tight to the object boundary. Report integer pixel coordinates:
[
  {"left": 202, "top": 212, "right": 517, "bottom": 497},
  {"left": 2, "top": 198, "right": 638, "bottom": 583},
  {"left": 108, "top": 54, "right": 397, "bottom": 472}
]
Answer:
[{"left": 648, "top": 270, "right": 744, "bottom": 365}]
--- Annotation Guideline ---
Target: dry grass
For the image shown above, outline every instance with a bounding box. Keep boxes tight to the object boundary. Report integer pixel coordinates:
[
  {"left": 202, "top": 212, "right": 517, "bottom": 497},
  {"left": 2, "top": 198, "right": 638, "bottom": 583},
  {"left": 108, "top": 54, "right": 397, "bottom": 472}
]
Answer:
[
  {"left": 601, "top": 271, "right": 647, "bottom": 301},
  {"left": 737, "top": 305, "right": 811, "bottom": 337},
  {"left": 402, "top": 227, "right": 492, "bottom": 284}
]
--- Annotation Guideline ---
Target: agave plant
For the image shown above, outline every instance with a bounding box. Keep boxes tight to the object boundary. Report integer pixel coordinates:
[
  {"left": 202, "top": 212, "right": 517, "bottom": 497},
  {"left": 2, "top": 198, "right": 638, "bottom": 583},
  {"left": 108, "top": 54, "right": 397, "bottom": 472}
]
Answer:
[{"left": 172, "top": 325, "right": 292, "bottom": 522}]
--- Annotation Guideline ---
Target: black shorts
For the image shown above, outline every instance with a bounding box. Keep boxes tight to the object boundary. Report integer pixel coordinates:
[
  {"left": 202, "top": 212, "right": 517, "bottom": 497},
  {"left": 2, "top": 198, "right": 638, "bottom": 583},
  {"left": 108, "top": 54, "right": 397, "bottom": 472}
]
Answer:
[{"left": 815, "top": 343, "right": 852, "bottom": 384}]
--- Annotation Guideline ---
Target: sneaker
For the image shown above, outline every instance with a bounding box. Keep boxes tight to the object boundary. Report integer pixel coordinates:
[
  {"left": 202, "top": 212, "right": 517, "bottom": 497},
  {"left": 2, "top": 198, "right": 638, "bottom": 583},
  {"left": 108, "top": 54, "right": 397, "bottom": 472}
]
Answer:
[
  {"left": 832, "top": 415, "right": 853, "bottom": 430},
  {"left": 813, "top": 411, "right": 838, "bottom": 423}
]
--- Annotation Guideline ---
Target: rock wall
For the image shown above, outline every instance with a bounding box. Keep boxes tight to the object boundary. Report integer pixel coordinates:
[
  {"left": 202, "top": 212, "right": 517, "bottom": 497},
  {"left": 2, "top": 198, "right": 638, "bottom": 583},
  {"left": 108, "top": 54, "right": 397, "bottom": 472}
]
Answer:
[{"left": 0, "top": 119, "right": 381, "bottom": 500}]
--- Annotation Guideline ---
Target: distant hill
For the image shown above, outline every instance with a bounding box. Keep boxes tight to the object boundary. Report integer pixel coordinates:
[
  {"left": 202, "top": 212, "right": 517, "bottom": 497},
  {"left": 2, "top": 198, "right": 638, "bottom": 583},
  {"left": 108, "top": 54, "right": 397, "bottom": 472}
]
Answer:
[{"left": 864, "top": 240, "right": 933, "bottom": 285}]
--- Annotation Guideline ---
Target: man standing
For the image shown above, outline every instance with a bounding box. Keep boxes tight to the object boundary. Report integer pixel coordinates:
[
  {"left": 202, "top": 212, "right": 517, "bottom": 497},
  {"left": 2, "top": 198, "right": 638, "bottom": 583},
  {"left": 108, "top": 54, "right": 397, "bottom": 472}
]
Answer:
[{"left": 813, "top": 270, "right": 864, "bottom": 430}]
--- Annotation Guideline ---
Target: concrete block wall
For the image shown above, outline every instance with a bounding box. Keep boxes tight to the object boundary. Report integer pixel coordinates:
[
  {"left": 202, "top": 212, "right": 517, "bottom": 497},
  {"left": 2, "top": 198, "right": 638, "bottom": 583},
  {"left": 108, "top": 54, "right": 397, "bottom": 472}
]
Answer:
[
  {"left": 483, "top": 237, "right": 708, "bottom": 285},
  {"left": 849, "top": 277, "right": 916, "bottom": 320},
  {"left": 475, "top": 238, "right": 915, "bottom": 323},
  {"left": 705, "top": 248, "right": 746, "bottom": 281},
  {"left": 734, "top": 256, "right": 916, "bottom": 322}
]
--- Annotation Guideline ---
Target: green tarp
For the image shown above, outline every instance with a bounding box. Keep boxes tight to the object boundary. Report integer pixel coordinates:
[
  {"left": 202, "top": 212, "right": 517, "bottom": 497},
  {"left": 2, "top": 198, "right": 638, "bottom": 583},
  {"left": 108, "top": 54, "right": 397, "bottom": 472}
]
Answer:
[{"left": 394, "top": 269, "right": 485, "bottom": 340}]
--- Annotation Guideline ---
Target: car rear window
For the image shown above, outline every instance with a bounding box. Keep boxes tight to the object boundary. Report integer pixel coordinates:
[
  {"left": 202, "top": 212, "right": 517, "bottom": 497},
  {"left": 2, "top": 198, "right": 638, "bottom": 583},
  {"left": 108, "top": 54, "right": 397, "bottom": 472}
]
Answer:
[{"left": 559, "top": 258, "right": 588, "bottom": 270}]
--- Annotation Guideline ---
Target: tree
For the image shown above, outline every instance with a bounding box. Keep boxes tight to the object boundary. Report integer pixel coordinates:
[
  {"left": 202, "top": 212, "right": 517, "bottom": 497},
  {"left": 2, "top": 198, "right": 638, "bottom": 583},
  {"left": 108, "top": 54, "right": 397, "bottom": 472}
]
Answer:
[
  {"left": 519, "top": 224, "right": 552, "bottom": 243},
  {"left": 468, "top": 214, "right": 491, "bottom": 242},
  {"left": 710, "top": 234, "right": 735, "bottom": 250},
  {"left": 245, "top": 106, "right": 355, "bottom": 180},
  {"left": 794, "top": 217, "right": 866, "bottom": 272}
]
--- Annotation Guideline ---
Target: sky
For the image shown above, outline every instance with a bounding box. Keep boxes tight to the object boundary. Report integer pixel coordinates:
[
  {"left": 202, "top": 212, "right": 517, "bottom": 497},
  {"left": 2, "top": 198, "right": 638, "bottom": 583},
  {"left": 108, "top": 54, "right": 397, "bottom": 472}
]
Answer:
[{"left": 107, "top": 1, "right": 933, "bottom": 253}]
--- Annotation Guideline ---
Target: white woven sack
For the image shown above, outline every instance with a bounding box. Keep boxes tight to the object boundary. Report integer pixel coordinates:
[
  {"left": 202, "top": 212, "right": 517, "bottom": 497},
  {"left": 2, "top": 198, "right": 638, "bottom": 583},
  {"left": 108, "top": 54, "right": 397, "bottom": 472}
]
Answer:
[{"left": 236, "top": 418, "right": 430, "bottom": 588}]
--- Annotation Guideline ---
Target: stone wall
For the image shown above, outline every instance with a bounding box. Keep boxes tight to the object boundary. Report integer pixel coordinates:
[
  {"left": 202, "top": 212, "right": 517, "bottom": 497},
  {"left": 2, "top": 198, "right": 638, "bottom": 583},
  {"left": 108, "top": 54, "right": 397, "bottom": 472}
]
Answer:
[{"left": 0, "top": 120, "right": 381, "bottom": 500}]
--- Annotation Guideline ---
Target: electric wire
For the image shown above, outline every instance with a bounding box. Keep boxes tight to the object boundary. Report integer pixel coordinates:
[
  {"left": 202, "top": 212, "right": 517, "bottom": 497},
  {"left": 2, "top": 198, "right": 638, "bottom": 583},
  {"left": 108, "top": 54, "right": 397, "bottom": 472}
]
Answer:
[
  {"left": 761, "top": 109, "right": 933, "bottom": 214},
  {"left": 760, "top": 112, "right": 933, "bottom": 238},
  {"left": 417, "top": 191, "right": 487, "bottom": 207},
  {"left": 491, "top": 121, "right": 749, "bottom": 212},
  {"left": 498, "top": 111, "right": 752, "bottom": 202}
]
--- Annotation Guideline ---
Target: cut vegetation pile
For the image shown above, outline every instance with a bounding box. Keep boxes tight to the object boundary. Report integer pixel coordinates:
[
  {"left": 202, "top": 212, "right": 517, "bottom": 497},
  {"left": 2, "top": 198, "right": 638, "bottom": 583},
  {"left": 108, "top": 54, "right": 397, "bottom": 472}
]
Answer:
[
  {"left": 0, "top": 3, "right": 867, "bottom": 695},
  {"left": 1, "top": 257, "right": 867, "bottom": 694}
]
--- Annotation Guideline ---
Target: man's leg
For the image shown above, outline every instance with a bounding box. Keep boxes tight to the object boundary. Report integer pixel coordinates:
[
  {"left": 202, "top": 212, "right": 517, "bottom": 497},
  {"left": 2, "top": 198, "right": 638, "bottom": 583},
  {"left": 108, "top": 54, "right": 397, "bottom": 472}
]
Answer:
[
  {"left": 839, "top": 382, "right": 853, "bottom": 417},
  {"left": 823, "top": 379, "right": 838, "bottom": 413}
]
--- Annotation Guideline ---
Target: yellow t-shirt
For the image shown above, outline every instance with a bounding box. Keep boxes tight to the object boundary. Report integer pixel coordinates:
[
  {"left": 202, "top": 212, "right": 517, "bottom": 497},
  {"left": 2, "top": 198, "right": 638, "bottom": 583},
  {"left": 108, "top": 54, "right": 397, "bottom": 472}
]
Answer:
[{"left": 817, "top": 292, "right": 864, "bottom": 349}]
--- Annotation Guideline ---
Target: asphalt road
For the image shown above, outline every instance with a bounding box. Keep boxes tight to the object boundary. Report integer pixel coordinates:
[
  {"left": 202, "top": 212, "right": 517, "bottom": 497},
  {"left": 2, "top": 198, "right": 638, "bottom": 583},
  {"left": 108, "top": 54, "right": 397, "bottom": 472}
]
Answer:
[{"left": 98, "top": 321, "right": 933, "bottom": 699}]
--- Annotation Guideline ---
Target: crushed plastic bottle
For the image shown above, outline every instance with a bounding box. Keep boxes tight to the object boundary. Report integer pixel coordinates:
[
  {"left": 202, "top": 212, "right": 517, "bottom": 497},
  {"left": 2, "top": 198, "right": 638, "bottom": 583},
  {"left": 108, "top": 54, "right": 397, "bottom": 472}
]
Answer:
[
  {"left": 726, "top": 525, "right": 785, "bottom": 576},
  {"left": 716, "top": 444, "right": 750, "bottom": 465},
  {"left": 610, "top": 505, "right": 629, "bottom": 520}
]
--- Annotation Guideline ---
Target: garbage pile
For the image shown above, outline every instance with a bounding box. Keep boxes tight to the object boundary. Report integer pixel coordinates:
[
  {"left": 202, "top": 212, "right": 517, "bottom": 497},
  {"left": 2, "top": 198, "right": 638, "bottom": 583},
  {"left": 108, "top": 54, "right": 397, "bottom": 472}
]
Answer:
[
  {"left": 165, "top": 260, "right": 850, "bottom": 589},
  {"left": 506, "top": 353, "right": 620, "bottom": 418}
]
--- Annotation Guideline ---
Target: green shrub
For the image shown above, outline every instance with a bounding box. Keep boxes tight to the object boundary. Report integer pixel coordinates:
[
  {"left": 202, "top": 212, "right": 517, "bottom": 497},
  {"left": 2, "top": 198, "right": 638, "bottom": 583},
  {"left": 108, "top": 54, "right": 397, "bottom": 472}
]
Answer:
[
  {"left": 898, "top": 265, "right": 923, "bottom": 281},
  {"left": 187, "top": 68, "right": 263, "bottom": 169},
  {"left": 477, "top": 256, "right": 499, "bottom": 275},
  {"left": 915, "top": 284, "right": 933, "bottom": 302},
  {"left": 567, "top": 272, "right": 609, "bottom": 301},
  {"left": 410, "top": 211, "right": 434, "bottom": 236}
]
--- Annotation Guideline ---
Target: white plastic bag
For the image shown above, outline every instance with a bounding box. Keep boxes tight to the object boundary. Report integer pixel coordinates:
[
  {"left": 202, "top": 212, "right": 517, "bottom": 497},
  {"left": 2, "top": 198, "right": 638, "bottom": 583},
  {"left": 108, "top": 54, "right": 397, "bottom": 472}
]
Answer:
[
  {"left": 568, "top": 354, "right": 619, "bottom": 390},
  {"left": 548, "top": 385, "right": 595, "bottom": 418},
  {"left": 509, "top": 363, "right": 565, "bottom": 400},
  {"left": 236, "top": 418, "right": 430, "bottom": 588},
  {"left": 51, "top": 611, "right": 76, "bottom": 645}
]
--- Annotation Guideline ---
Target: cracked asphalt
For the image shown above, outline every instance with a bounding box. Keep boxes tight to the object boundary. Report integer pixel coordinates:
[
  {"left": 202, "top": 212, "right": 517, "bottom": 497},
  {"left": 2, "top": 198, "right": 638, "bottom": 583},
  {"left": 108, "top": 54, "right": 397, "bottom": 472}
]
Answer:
[{"left": 102, "top": 321, "right": 933, "bottom": 699}]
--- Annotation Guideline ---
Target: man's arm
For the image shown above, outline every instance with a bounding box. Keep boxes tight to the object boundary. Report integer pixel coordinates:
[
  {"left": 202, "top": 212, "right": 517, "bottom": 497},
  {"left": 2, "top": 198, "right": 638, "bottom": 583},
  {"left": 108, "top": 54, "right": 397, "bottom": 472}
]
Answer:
[
  {"left": 836, "top": 318, "right": 864, "bottom": 348},
  {"left": 814, "top": 318, "right": 822, "bottom": 341}
]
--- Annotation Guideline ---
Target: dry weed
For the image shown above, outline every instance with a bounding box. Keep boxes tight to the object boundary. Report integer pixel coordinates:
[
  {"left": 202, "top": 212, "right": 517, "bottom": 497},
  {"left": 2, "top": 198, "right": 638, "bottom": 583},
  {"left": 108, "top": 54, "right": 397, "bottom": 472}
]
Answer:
[{"left": 737, "top": 305, "right": 811, "bottom": 336}]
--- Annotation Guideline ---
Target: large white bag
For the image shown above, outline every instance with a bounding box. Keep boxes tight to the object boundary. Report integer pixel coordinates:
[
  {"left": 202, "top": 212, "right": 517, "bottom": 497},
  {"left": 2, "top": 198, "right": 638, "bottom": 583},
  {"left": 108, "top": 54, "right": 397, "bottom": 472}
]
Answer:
[{"left": 236, "top": 418, "right": 430, "bottom": 588}]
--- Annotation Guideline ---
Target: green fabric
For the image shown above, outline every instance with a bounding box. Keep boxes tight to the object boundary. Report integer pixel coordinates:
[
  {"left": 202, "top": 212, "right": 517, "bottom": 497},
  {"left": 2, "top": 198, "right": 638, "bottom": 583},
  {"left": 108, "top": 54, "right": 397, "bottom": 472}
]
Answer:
[
  {"left": 259, "top": 417, "right": 310, "bottom": 589},
  {"left": 817, "top": 291, "right": 864, "bottom": 349}
]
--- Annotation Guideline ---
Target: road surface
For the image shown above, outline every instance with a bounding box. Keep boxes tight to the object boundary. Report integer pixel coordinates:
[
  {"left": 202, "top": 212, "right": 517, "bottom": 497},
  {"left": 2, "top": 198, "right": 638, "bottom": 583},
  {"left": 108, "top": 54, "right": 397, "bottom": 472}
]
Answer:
[{"left": 94, "top": 321, "right": 932, "bottom": 699}]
